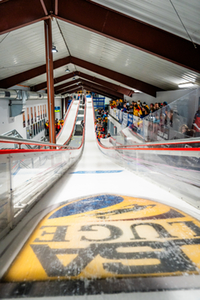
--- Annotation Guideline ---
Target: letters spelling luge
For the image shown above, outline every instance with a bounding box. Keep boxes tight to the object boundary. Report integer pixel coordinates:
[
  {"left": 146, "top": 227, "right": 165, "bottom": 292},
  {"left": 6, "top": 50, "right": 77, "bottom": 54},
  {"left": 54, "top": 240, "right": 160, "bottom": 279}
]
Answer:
[{"left": 31, "top": 221, "right": 200, "bottom": 277}]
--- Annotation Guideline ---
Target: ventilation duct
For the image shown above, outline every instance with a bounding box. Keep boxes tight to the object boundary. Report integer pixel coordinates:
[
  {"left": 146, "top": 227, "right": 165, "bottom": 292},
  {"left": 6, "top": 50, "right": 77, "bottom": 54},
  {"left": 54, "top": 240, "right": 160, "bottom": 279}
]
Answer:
[
  {"left": 0, "top": 89, "right": 18, "bottom": 99},
  {"left": 0, "top": 88, "right": 63, "bottom": 117},
  {"left": 26, "top": 91, "right": 48, "bottom": 100}
]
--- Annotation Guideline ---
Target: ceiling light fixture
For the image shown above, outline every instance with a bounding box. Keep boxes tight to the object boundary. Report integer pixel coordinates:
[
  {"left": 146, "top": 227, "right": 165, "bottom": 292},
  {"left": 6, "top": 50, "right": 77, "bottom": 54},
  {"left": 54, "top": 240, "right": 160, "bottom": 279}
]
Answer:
[
  {"left": 178, "top": 82, "right": 195, "bottom": 88},
  {"left": 52, "top": 45, "right": 58, "bottom": 53},
  {"left": 65, "top": 67, "right": 70, "bottom": 73}
]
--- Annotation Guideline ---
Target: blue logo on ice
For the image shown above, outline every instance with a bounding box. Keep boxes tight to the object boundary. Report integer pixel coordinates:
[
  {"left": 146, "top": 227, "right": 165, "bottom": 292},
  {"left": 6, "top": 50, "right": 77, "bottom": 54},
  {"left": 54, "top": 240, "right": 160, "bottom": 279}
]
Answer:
[{"left": 49, "top": 195, "right": 124, "bottom": 219}]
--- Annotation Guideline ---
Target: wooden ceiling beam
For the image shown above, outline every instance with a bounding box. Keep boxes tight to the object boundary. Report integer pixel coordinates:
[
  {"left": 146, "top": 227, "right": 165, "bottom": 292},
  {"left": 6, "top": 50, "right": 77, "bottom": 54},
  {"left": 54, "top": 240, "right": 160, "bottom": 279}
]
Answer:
[{"left": 56, "top": 0, "right": 200, "bottom": 73}]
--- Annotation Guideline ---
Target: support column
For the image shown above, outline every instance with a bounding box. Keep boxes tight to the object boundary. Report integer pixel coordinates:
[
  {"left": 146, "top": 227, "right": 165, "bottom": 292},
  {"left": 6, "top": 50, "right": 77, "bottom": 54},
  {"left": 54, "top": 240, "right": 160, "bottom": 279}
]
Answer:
[
  {"left": 65, "top": 97, "right": 69, "bottom": 113},
  {"left": 44, "top": 18, "right": 56, "bottom": 144}
]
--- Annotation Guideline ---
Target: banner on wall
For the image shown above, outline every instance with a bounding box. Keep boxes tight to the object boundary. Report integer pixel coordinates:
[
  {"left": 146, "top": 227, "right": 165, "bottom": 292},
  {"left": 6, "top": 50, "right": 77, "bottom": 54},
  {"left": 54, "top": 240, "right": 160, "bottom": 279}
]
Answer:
[
  {"left": 40, "top": 105, "right": 42, "bottom": 119},
  {"left": 118, "top": 110, "right": 123, "bottom": 124},
  {"left": 26, "top": 127, "right": 30, "bottom": 139},
  {"left": 22, "top": 112, "right": 25, "bottom": 128},
  {"left": 45, "top": 105, "right": 47, "bottom": 117},
  {"left": 31, "top": 107, "right": 33, "bottom": 124},
  {"left": 112, "top": 108, "right": 118, "bottom": 120},
  {"left": 55, "top": 106, "right": 61, "bottom": 112},
  {"left": 27, "top": 108, "right": 30, "bottom": 126},
  {"left": 128, "top": 114, "right": 133, "bottom": 126},
  {"left": 122, "top": 112, "right": 128, "bottom": 128},
  {"left": 34, "top": 107, "right": 37, "bottom": 122},
  {"left": 38, "top": 107, "right": 40, "bottom": 121},
  {"left": 33, "top": 124, "right": 35, "bottom": 136}
]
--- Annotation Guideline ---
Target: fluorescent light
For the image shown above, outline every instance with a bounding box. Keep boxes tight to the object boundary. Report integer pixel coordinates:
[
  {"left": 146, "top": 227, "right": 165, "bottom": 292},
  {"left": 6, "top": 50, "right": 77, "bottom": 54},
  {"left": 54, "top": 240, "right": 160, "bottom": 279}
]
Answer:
[
  {"left": 178, "top": 82, "right": 195, "bottom": 88},
  {"left": 52, "top": 45, "right": 58, "bottom": 53},
  {"left": 134, "top": 90, "right": 142, "bottom": 93}
]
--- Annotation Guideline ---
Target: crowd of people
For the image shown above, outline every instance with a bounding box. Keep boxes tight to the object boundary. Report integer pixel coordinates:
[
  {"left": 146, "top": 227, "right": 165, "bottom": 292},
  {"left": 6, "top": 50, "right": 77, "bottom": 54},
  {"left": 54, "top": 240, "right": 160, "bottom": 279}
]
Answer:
[
  {"left": 94, "top": 108, "right": 111, "bottom": 141},
  {"left": 110, "top": 99, "right": 168, "bottom": 118},
  {"left": 110, "top": 99, "right": 200, "bottom": 138},
  {"left": 45, "top": 118, "right": 64, "bottom": 137}
]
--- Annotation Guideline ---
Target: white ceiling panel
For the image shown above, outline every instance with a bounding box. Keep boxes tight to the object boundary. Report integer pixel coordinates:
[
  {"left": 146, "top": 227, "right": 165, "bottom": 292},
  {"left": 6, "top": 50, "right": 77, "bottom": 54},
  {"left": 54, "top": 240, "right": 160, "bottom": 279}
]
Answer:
[
  {"left": 1, "top": 1, "right": 199, "bottom": 96},
  {"left": 21, "top": 64, "right": 76, "bottom": 88},
  {"left": 92, "top": 0, "right": 200, "bottom": 44},
  {"left": 0, "top": 19, "right": 70, "bottom": 82},
  {"left": 54, "top": 78, "right": 76, "bottom": 88},
  {"left": 57, "top": 20, "right": 200, "bottom": 91},
  {"left": 21, "top": 73, "right": 47, "bottom": 88},
  {"left": 53, "top": 63, "right": 77, "bottom": 80},
  {"left": 51, "top": 19, "right": 70, "bottom": 60},
  {"left": 0, "top": 32, "right": 9, "bottom": 43},
  {"left": 75, "top": 66, "right": 136, "bottom": 91},
  {"left": 0, "top": 22, "right": 46, "bottom": 80}
]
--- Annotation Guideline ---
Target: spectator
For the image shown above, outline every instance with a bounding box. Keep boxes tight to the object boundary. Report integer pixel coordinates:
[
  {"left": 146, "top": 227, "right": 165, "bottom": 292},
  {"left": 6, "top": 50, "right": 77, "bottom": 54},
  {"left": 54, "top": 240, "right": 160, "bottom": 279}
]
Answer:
[
  {"left": 122, "top": 103, "right": 127, "bottom": 112},
  {"left": 60, "top": 119, "right": 64, "bottom": 127},
  {"left": 55, "top": 119, "right": 61, "bottom": 134},
  {"left": 193, "top": 106, "right": 200, "bottom": 136},
  {"left": 45, "top": 120, "right": 49, "bottom": 136},
  {"left": 154, "top": 103, "right": 159, "bottom": 111},
  {"left": 133, "top": 103, "right": 142, "bottom": 117},
  {"left": 150, "top": 103, "right": 154, "bottom": 113},
  {"left": 180, "top": 124, "right": 195, "bottom": 138},
  {"left": 165, "top": 109, "right": 173, "bottom": 127}
]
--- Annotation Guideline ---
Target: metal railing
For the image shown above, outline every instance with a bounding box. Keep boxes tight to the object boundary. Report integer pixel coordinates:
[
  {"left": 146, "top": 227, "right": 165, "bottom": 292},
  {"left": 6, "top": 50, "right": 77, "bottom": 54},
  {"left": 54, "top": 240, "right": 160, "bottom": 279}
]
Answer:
[
  {"left": 0, "top": 97, "right": 87, "bottom": 240},
  {"left": 93, "top": 99, "right": 200, "bottom": 210}
]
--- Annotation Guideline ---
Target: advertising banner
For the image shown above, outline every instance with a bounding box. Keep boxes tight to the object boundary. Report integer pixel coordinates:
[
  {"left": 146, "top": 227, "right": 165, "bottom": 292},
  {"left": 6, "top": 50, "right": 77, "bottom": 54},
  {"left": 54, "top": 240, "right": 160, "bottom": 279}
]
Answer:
[
  {"left": 122, "top": 112, "right": 128, "bottom": 128},
  {"left": 31, "top": 107, "right": 33, "bottom": 124},
  {"left": 27, "top": 107, "right": 30, "bottom": 126},
  {"left": 128, "top": 114, "right": 133, "bottom": 126},
  {"left": 112, "top": 108, "right": 118, "bottom": 120},
  {"left": 118, "top": 110, "right": 123, "bottom": 124},
  {"left": 34, "top": 107, "right": 37, "bottom": 122}
]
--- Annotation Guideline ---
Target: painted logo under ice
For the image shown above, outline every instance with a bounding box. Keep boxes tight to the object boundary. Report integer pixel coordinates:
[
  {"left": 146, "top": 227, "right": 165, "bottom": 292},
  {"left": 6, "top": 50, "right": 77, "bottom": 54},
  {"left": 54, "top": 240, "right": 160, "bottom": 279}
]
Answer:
[{"left": 4, "top": 194, "right": 200, "bottom": 281}]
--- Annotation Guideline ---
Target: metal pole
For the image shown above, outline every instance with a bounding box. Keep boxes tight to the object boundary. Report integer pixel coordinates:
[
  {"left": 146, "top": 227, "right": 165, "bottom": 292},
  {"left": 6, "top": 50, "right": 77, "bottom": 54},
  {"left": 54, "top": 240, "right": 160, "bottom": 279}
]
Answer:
[
  {"left": 8, "top": 155, "right": 14, "bottom": 229},
  {"left": 44, "top": 18, "right": 56, "bottom": 144}
]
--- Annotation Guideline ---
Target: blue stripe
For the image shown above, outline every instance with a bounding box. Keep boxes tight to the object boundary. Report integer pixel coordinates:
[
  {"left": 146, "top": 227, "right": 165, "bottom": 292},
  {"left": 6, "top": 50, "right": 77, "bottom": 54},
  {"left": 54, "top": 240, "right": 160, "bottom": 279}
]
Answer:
[{"left": 70, "top": 170, "right": 123, "bottom": 174}]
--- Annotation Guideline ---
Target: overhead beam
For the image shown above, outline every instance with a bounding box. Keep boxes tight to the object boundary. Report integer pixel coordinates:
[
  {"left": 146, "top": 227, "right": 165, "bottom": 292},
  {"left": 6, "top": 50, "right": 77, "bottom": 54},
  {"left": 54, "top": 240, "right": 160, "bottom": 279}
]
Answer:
[
  {"left": 40, "top": 0, "right": 48, "bottom": 16},
  {"left": 1, "top": 0, "right": 199, "bottom": 75},
  {"left": 81, "top": 81, "right": 123, "bottom": 99},
  {"left": 80, "top": 79, "right": 124, "bottom": 99},
  {"left": 60, "top": 84, "right": 83, "bottom": 95},
  {"left": 54, "top": 78, "right": 81, "bottom": 92},
  {"left": 31, "top": 71, "right": 75, "bottom": 92},
  {"left": 70, "top": 57, "right": 160, "bottom": 97},
  {"left": 55, "top": 0, "right": 59, "bottom": 15},
  {"left": 55, "top": 71, "right": 134, "bottom": 96},
  {"left": 0, "top": 57, "right": 71, "bottom": 89},
  {"left": 61, "top": 83, "right": 118, "bottom": 99},
  {"left": 60, "top": 81, "right": 118, "bottom": 99},
  {"left": 82, "top": 84, "right": 118, "bottom": 100},
  {"left": 0, "top": 65, "right": 46, "bottom": 89},
  {"left": 66, "top": 86, "right": 83, "bottom": 94},
  {"left": 0, "top": 0, "right": 50, "bottom": 34},
  {"left": 29, "top": 56, "right": 160, "bottom": 96},
  {"left": 78, "top": 72, "right": 134, "bottom": 96},
  {"left": 1, "top": 55, "right": 160, "bottom": 96},
  {"left": 57, "top": 0, "right": 200, "bottom": 73}
]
